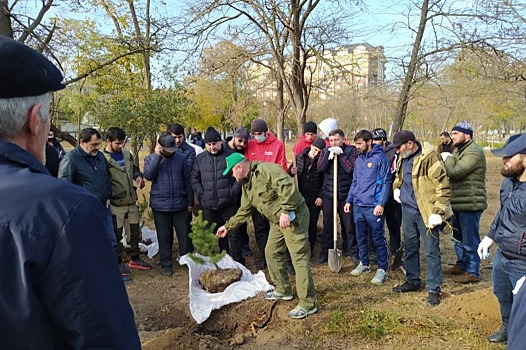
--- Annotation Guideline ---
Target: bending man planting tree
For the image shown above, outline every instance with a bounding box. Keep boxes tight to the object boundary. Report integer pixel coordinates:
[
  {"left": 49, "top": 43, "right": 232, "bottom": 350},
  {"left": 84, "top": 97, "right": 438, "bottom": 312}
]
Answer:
[{"left": 216, "top": 153, "right": 317, "bottom": 319}]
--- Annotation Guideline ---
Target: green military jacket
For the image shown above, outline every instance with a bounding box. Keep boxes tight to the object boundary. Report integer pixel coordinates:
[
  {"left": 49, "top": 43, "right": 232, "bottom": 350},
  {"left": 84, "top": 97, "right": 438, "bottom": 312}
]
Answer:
[
  {"left": 225, "top": 161, "right": 305, "bottom": 230},
  {"left": 103, "top": 149, "right": 142, "bottom": 207},
  {"left": 443, "top": 139, "right": 487, "bottom": 212},
  {"left": 393, "top": 141, "right": 453, "bottom": 227}
]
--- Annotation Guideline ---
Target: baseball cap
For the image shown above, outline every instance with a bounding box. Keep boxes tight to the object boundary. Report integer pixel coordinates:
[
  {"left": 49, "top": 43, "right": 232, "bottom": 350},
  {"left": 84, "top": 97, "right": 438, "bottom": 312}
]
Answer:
[
  {"left": 223, "top": 152, "right": 247, "bottom": 176},
  {"left": 392, "top": 130, "right": 416, "bottom": 148},
  {"left": 158, "top": 133, "right": 177, "bottom": 153},
  {"left": 491, "top": 134, "right": 526, "bottom": 157}
]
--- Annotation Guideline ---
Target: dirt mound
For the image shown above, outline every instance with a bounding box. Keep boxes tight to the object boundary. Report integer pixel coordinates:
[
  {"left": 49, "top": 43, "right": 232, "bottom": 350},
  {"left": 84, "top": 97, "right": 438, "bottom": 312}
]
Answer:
[{"left": 440, "top": 287, "right": 501, "bottom": 335}]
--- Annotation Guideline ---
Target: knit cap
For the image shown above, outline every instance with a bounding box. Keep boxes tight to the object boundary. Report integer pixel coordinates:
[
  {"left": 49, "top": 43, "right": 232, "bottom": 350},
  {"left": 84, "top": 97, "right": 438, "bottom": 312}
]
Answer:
[
  {"left": 304, "top": 121, "right": 317, "bottom": 134},
  {"left": 452, "top": 120, "right": 473, "bottom": 137},
  {"left": 204, "top": 127, "right": 221, "bottom": 143},
  {"left": 251, "top": 119, "right": 268, "bottom": 133}
]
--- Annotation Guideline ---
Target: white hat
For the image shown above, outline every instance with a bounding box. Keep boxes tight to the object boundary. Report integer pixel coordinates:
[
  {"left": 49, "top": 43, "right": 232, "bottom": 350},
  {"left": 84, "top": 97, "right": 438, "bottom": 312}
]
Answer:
[{"left": 318, "top": 118, "right": 338, "bottom": 137}]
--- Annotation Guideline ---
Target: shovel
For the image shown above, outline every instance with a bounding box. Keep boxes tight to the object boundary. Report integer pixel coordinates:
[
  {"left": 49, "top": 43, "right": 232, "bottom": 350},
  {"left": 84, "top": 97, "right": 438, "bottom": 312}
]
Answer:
[{"left": 328, "top": 154, "right": 342, "bottom": 273}]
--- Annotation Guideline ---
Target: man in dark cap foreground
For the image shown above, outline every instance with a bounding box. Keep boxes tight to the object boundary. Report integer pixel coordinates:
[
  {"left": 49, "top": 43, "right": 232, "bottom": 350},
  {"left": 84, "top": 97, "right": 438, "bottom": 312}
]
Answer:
[{"left": 0, "top": 35, "right": 140, "bottom": 348}]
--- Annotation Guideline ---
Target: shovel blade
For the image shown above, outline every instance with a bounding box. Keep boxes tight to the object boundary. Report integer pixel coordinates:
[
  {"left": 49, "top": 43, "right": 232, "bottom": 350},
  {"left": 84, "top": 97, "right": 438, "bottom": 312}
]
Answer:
[{"left": 328, "top": 248, "right": 342, "bottom": 273}]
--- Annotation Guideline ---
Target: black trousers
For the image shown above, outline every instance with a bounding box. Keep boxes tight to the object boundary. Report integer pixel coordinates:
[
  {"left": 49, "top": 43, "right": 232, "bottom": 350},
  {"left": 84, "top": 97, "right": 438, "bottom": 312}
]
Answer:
[
  {"left": 385, "top": 196, "right": 402, "bottom": 254},
  {"left": 320, "top": 197, "right": 357, "bottom": 260},
  {"left": 306, "top": 199, "right": 322, "bottom": 247},
  {"left": 203, "top": 205, "right": 246, "bottom": 264},
  {"left": 153, "top": 209, "right": 192, "bottom": 268},
  {"left": 251, "top": 210, "right": 270, "bottom": 261}
]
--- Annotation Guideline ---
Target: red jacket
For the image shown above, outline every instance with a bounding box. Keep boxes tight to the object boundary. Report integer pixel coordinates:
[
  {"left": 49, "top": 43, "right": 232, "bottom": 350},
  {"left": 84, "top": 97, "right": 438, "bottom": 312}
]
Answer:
[
  {"left": 293, "top": 135, "right": 313, "bottom": 156},
  {"left": 246, "top": 132, "right": 287, "bottom": 172}
]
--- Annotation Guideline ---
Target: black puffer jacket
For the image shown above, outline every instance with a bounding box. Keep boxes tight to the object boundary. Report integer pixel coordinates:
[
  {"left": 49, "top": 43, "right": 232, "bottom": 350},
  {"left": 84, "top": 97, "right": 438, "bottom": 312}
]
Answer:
[
  {"left": 290, "top": 146, "right": 323, "bottom": 201},
  {"left": 317, "top": 144, "right": 358, "bottom": 200},
  {"left": 191, "top": 146, "right": 242, "bottom": 210}
]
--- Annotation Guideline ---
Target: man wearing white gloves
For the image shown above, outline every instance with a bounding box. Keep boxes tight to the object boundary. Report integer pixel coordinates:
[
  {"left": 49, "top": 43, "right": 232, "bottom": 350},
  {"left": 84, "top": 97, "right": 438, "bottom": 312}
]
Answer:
[
  {"left": 478, "top": 133, "right": 526, "bottom": 344},
  {"left": 441, "top": 120, "right": 487, "bottom": 284},
  {"left": 391, "top": 131, "right": 453, "bottom": 306},
  {"left": 316, "top": 129, "right": 359, "bottom": 265}
]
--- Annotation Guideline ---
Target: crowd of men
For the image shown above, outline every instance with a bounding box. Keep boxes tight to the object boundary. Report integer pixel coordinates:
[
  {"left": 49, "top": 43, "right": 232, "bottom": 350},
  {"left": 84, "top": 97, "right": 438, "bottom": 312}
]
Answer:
[{"left": 2, "top": 35, "right": 526, "bottom": 347}]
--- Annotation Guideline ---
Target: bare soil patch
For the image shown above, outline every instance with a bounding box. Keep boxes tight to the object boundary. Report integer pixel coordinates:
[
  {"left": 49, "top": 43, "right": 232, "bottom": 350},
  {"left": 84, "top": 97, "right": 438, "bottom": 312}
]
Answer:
[{"left": 127, "top": 154, "right": 506, "bottom": 350}]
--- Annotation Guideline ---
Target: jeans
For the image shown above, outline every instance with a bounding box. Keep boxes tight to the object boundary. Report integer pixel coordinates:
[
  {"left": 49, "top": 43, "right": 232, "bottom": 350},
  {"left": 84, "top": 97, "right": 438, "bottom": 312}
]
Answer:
[
  {"left": 402, "top": 207, "right": 442, "bottom": 293},
  {"left": 354, "top": 205, "right": 388, "bottom": 270},
  {"left": 492, "top": 249, "right": 526, "bottom": 328},
  {"left": 451, "top": 211, "right": 482, "bottom": 277},
  {"left": 152, "top": 209, "right": 192, "bottom": 268},
  {"left": 320, "top": 197, "right": 357, "bottom": 260}
]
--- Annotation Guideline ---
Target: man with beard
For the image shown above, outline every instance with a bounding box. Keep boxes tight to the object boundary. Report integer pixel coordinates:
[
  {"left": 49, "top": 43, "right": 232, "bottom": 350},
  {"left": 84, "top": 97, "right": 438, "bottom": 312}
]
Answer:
[
  {"left": 344, "top": 130, "right": 391, "bottom": 285},
  {"left": 391, "top": 130, "right": 452, "bottom": 306},
  {"left": 191, "top": 127, "right": 243, "bottom": 262},
  {"left": 441, "top": 121, "right": 487, "bottom": 284},
  {"left": 224, "top": 126, "right": 253, "bottom": 257},
  {"left": 477, "top": 133, "right": 526, "bottom": 344},
  {"left": 104, "top": 127, "right": 152, "bottom": 279}
]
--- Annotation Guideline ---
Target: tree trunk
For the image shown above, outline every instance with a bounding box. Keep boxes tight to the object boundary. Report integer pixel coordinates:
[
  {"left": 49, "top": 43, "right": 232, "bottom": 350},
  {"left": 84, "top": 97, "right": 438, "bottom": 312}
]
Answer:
[
  {"left": 0, "top": 0, "right": 12, "bottom": 37},
  {"left": 392, "top": 0, "right": 429, "bottom": 132}
]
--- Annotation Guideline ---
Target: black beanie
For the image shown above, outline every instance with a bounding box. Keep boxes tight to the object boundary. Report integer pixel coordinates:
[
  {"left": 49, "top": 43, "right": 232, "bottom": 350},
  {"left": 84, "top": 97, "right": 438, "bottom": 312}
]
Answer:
[
  {"left": 304, "top": 121, "right": 317, "bottom": 134},
  {"left": 312, "top": 138, "right": 326, "bottom": 150},
  {"left": 251, "top": 119, "right": 268, "bottom": 133},
  {"left": 204, "top": 127, "right": 221, "bottom": 143}
]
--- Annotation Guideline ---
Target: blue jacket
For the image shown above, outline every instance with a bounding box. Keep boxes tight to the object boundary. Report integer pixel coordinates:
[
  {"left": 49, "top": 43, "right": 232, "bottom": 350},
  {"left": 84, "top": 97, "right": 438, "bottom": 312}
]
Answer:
[
  {"left": 58, "top": 145, "right": 112, "bottom": 204},
  {"left": 0, "top": 140, "right": 140, "bottom": 349},
  {"left": 487, "top": 177, "right": 526, "bottom": 261},
  {"left": 144, "top": 151, "right": 194, "bottom": 212},
  {"left": 346, "top": 144, "right": 391, "bottom": 207},
  {"left": 191, "top": 146, "right": 242, "bottom": 210}
]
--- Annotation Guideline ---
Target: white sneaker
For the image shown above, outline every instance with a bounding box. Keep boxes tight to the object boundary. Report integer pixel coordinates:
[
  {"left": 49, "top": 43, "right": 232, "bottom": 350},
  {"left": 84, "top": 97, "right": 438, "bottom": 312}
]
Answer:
[
  {"left": 351, "top": 262, "right": 371, "bottom": 276},
  {"left": 371, "top": 269, "right": 387, "bottom": 285}
]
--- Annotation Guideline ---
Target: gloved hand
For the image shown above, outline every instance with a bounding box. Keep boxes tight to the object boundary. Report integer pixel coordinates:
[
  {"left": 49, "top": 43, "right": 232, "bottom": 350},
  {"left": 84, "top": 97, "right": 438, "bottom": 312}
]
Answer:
[
  {"left": 440, "top": 152, "right": 453, "bottom": 161},
  {"left": 428, "top": 214, "right": 442, "bottom": 228},
  {"left": 393, "top": 188, "right": 401, "bottom": 203},
  {"left": 328, "top": 146, "right": 343, "bottom": 160},
  {"left": 477, "top": 236, "right": 494, "bottom": 260}
]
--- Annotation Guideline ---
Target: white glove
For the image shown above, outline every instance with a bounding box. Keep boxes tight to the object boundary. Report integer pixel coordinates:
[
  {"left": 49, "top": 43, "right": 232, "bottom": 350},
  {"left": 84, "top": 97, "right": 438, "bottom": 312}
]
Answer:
[
  {"left": 477, "top": 236, "right": 494, "bottom": 260},
  {"left": 393, "top": 188, "right": 401, "bottom": 203},
  {"left": 328, "top": 146, "right": 343, "bottom": 160},
  {"left": 440, "top": 152, "right": 453, "bottom": 161},
  {"left": 428, "top": 214, "right": 442, "bottom": 228}
]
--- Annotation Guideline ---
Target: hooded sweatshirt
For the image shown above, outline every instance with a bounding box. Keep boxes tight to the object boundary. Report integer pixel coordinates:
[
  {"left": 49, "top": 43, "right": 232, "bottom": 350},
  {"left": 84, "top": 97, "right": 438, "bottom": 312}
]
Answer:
[{"left": 246, "top": 132, "right": 287, "bottom": 172}]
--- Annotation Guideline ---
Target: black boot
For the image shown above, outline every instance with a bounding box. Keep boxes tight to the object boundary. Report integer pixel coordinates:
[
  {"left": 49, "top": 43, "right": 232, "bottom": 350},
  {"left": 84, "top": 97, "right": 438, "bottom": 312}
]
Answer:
[{"left": 488, "top": 324, "right": 507, "bottom": 343}]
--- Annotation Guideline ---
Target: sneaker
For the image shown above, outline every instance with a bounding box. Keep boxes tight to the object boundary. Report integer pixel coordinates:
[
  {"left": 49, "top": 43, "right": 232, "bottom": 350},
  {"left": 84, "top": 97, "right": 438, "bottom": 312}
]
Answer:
[
  {"left": 443, "top": 264, "right": 465, "bottom": 275},
  {"left": 288, "top": 305, "right": 318, "bottom": 319},
  {"left": 242, "top": 244, "right": 253, "bottom": 257},
  {"left": 488, "top": 324, "right": 507, "bottom": 343},
  {"left": 119, "top": 263, "right": 131, "bottom": 277},
  {"left": 427, "top": 291, "right": 441, "bottom": 306},
  {"left": 264, "top": 290, "right": 293, "bottom": 301},
  {"left": 392, "top": 281, "right": 421, "bottom": 293},
  {"left": 162, "top": 266, "right": 173, "bottom": 277},
  {"left": 129, "top": 258, "right": 153, "bottom": 270},
  {"left": 351, "top": 262, "right": 371, "bottom": 276},
  {"left": 371, "top": 269, "right": 387, "bottom": 285},
  {"left": 451, "top": 272, "right": 480, "bottom": 284}
]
